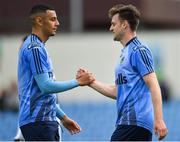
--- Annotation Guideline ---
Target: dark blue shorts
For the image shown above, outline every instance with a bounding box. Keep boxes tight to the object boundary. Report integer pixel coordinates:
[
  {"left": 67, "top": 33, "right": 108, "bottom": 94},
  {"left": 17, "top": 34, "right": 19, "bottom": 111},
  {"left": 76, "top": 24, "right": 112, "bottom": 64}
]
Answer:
[
  {"left": 20, "top": 121, "right": 59, "bottom": 141},
  {"left": 110, "top": 125, "right": 152, "bottom": 141}
]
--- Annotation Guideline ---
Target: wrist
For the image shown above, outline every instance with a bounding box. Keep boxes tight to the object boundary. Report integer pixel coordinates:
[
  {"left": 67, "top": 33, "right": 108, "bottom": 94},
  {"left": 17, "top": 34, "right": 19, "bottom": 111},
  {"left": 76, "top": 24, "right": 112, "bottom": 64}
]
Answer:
[
  {"left": 154, "top": 113, "right": 163, "bottom": 121},
  {"left": 89, "top": 79, "right": 96, "bottom": 87},
  {"left": 73, "top": 79, "right": 79, "bottom": 86},
  {"left": 56, "top": 106, "right": 66, "bottom": 120},
  {"left": 61, "top": 115, "right": 67, "bottom": 121}
]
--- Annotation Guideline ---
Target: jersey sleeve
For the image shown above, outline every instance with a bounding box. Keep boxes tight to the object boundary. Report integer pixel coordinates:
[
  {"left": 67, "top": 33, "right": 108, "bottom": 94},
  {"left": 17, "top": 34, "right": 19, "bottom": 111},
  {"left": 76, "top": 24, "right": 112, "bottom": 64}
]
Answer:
[
  {"left": 131, "top": 47, "right": 155, "bottom": 77},
  {"left": 27, "top": 46, "right": 50, "bottom": 75}
]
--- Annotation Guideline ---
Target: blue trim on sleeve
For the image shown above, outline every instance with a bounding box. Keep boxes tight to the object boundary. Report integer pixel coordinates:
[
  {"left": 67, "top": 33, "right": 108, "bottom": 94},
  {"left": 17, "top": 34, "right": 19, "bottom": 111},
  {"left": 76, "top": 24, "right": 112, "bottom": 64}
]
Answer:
[
  {"left": 56, "top": 104, "right": 66, "bottom": 120},
  {"left": 34, "top": 73, "right": 79, "bottom": 94}
]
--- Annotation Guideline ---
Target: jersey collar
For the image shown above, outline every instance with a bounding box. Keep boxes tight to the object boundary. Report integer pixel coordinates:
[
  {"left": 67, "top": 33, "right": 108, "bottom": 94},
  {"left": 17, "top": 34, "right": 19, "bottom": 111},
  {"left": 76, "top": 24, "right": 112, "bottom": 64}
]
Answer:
[
  {"left": 31, "top": 33, "right": 43, "bottom": 43},
  {"left": 125, "top": 37, "right": 137, "bottom": 47}
]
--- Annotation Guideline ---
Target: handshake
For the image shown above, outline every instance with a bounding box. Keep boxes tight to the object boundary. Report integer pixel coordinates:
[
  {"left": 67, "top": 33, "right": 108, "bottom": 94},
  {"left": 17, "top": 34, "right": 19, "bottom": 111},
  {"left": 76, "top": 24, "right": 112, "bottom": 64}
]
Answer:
[{"left": 76, "top": 68, "right": 95, "bottom": 86}]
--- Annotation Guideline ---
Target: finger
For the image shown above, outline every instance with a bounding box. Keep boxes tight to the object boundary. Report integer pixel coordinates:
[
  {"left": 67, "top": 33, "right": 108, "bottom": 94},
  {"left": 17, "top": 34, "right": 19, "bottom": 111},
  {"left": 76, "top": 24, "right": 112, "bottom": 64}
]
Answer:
[
  {"left": 77, "top": 70, "right": 83, "bottom": 74},
  {"left": 159, "top": 133, "right": 166, "bottom": 141},
  {"left": 70, "top": 130, "right": 74, "bottom": 135},
  {"left": 71, "top": 130, "right": 75, "bottom": 135},
  {"left": 159, "top": 129, "right": 167, "bottom": 140},
  {"left": 77, "top": 72, "right": 86, "bottom": 78},
  {"left": 76, "top": 74, "right": 82, "bottom": 78},
  {"left": 90, "top": 76, "right": 95, "bottom": 82},
  {"left": 79, "top": 68, "right": 86, "bottom": 72},
  {"left": 77, "top": 70, "right": 83, "bottom": 76},
  {"left": 74, "top": 123, "right": 81, "bottom": 131},
  {"left": 76, "top": 126, "right": 81, "bottom": 132},
  {"left": 71, "top": 121, "right": 81, "bottom": 130},
  {"left": 71, "top": 128, "right": 80, "bottom": 135},
  {"left": 73, "top": 128, "right": 80, "bottom": 134},
  {"left": 154, "top": 127, "right": 158, "bottom": 136},
  {"left": 76, "top": 72, "right": 84, "bottom": 79},
  {"left": 88, "top": 73, "right": 93, "bottom": 76}
]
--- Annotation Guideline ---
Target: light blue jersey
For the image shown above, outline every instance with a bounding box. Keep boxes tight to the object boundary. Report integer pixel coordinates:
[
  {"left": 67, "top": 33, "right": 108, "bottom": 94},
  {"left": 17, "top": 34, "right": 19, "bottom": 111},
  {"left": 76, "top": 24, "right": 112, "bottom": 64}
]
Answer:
[
  {"left": 18, "top": 34, "right": 57, "bottom": 126},
  {"left": 115, "top": 37, "right": 154, "bottom": 133}
]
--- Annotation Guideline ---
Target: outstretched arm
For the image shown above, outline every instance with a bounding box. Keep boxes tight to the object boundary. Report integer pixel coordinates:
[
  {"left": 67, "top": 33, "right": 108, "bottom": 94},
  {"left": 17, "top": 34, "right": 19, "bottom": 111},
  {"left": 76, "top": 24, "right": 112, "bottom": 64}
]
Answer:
[
  {"left": 77, "top": 68, "right": 117, "bottom": 99},
  {"left": 143, "top": 72, "right": 168, "bottom": 140},
  {"left": 35, "top": 73, "right": 78, "bottom": 94},
  {"left": 34, "top": 72, "right": 94, "bottom": 94},
  {"left": 90, "top": 80, "right": 117, "bottom": 99}
]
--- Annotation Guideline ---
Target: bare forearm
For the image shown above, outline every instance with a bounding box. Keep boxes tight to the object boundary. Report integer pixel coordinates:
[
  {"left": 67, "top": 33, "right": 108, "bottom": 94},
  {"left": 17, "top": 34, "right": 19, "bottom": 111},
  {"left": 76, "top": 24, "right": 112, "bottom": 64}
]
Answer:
[
  {"left": 144, "top": 73, "right": 163, "bottom": 120},
  {"left": 90, "top": 80, "right": 116, "bottom": 99},
  {"left": 150, "top": 83, "right": 163, "bottom": 120}
]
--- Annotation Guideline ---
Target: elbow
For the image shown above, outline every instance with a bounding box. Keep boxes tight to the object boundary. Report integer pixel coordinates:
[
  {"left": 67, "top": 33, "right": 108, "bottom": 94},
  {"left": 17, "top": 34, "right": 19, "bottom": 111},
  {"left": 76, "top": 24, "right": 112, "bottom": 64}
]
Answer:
[
  {"left": 35, "top": 74, "right": 54, "bottom": 94},
  {"left": 40, "top": 89, "right": 47, "bottom": 94},
  {"left": 112, "top": 95, "right": 117, "bottom": 100},
  {"left": 39, "top": 84, "right": 50, "bottom": 94}
]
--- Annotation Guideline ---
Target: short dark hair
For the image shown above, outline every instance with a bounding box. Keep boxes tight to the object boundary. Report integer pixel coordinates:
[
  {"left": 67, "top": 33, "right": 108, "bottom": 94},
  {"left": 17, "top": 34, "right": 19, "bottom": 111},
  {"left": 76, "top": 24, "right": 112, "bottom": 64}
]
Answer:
[
  {"left": 29, "top": 4, "right": 55, "bottom": 16},
  {"left": 29, "top": 4, "right": 55, "bottom": 26},
  {"left": 108, "top": 4, "right": 141, "bottom": 31}
]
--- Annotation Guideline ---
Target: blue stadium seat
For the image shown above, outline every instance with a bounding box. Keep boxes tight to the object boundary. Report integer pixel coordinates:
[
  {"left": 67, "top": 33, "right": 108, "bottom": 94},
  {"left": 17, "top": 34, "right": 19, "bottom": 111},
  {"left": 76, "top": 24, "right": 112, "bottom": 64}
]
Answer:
[{"left": 0, "top": 100, "right": 180, "bottom": 141}]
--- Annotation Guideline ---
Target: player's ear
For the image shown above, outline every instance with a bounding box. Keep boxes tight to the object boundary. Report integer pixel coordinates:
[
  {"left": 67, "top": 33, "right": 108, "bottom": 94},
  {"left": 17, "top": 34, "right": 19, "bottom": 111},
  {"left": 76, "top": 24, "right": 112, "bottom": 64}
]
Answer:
[
  {"left": 35, "top": 16, "right": 43, "bottom": 26},
  {"left": 122, "top": 20, "right": 128, "bottom": 29}
]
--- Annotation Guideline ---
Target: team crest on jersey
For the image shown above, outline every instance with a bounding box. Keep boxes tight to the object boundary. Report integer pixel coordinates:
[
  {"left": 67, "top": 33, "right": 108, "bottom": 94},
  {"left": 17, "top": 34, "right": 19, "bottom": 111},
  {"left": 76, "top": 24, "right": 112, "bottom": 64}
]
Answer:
[
  {"left": 119, "top": 54, "right": 125, "bottom": 64},
  {"left": 120, "top": 57, "right": 125, "bottom": 64}
]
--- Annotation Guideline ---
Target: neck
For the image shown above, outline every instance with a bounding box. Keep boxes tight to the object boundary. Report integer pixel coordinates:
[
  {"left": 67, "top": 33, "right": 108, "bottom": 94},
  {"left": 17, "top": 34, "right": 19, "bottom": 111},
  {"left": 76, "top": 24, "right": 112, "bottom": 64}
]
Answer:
[
  {"left": 32, "top": 28, "right": 48, "bottom": 42},
  {"left": 120, "top": 31, "right": 136, "bottom": 47}
]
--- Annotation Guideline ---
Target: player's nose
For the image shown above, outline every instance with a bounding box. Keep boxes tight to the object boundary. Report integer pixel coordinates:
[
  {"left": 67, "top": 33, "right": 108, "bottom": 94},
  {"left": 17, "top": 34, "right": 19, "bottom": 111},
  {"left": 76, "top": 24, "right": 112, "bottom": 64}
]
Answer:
[{"left": 56, "top": 20, "right": 60, "bottom": 26}]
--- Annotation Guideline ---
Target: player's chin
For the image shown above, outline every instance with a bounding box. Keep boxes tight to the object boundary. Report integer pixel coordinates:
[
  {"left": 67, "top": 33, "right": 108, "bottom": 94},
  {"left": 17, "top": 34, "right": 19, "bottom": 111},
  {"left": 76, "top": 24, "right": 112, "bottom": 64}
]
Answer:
[
  {"left": 113, "top": 35, "right": 121, "bottom": 41},
  {"left": 50, "top": 32, "right": 57, "bottom": 36},
  {"left": 113, "top": 37, "right": 119, "bottom": 41}
]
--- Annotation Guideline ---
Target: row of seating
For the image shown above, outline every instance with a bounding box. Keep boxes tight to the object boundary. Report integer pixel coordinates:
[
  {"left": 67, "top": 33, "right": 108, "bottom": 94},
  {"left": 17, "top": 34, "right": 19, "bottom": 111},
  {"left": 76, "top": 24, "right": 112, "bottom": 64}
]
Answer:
[{"left": 0, "top": 100, "right": 179, "bottom": 141}]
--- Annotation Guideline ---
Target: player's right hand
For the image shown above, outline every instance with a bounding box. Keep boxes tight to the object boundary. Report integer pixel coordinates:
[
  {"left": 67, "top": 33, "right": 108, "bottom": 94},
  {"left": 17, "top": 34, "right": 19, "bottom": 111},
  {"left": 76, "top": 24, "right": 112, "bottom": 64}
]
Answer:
[
  {"left": 154, "top": 119, "right": 168, "bottom": 140},
  {"left": 76, "top": 68, "right": 95, "bottom": 86}
]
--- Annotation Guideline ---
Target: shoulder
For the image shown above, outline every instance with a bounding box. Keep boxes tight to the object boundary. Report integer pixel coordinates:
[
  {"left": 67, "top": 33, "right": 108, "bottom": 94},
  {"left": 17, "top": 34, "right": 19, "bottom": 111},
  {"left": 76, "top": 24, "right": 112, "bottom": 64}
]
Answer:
[
  {"left": 24, "top": 41, "right": 45, "bottom": 57},
  {"left": 130, "top": 44, "right": 153, "bottom": 61},
  {"left": 132, "top": 45, "right": 151, "bottom": 54},
  {"left": 23, "top": 42, "right": 45, "bottom": 58},
  {"left": 129, "top": 38, "right": 151, "bottom": 52},
  {"left": 23, "top": 35, "right": 44, "bottom": 50},
  {"left": 27, "top": 42, "right": 42, "bottom": 49}
]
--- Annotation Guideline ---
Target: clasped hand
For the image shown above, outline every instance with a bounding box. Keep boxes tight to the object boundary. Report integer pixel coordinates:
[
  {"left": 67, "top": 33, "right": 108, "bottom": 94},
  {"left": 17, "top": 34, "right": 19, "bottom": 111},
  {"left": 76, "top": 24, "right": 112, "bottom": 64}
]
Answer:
[{"left": 76, "top": 68, "right": 94, "bottom": 86}]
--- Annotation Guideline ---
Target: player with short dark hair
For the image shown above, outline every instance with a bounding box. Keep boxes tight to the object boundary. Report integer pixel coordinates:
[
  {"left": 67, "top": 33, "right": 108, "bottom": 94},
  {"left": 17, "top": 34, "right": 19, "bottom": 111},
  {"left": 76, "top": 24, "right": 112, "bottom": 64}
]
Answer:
[
  {"left": 17, "top": 4, "right": 94, "bottom": 141},
  {"left": 78, "top": 4, "right": 168, "bottom": 141}
]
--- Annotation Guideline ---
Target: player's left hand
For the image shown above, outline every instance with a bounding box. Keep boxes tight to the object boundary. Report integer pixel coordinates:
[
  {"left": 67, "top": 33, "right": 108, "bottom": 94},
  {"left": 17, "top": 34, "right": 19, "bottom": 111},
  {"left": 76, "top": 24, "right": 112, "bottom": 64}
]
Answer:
[
  {"left": 154, "top": 119, "right": 168, "bottom": 140},
  {"left": 76, "top": 68, "right": 87, "bottom": 79},
  {"left": 61, "top": 115, "right": 81, "bottom": 135}
]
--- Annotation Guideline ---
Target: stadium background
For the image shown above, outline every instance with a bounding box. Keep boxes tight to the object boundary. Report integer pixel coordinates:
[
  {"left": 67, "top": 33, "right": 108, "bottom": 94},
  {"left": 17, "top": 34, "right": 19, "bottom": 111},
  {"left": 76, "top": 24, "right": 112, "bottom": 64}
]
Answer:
[{"left": 0, "top": 0, "right": 180, "bottom": 141}]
